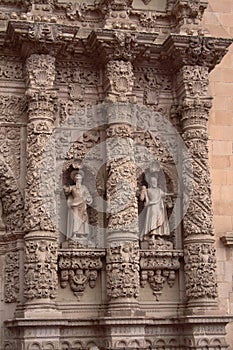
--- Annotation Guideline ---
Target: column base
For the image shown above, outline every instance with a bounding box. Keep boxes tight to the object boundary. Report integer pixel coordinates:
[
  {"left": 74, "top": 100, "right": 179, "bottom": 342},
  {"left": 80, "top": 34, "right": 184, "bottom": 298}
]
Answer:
[
  {"left": 14, "top": 299, "right": 62, "bottom": 319},
  {"left": 185, "top": 298, "right": 218, "bottom": 315}
]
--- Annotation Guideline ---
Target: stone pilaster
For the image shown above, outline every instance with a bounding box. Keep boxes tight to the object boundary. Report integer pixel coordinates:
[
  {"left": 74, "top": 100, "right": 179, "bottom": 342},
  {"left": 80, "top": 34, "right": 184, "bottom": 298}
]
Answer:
[{"left": 23, "top": 54, "right": 59, "bottom": 314}]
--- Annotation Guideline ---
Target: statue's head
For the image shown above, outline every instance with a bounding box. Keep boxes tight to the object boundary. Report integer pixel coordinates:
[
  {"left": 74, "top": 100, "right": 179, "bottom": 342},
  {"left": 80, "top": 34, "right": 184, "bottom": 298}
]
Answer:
[{"left": 70, "top": 169, "right": 84, "bottom": 183}]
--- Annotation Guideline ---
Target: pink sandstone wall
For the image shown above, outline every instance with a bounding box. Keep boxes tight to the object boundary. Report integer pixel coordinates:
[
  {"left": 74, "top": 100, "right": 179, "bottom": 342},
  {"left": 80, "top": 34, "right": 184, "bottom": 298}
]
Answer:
[{"left": 203, "top": 1, "right": 233, "bottom": 346}]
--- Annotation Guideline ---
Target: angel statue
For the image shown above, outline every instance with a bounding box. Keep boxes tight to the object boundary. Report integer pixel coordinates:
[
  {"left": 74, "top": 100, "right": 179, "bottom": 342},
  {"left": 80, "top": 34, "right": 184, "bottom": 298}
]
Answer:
[{"left": 64, "top": 170, "right": 92, "bottom": 245}]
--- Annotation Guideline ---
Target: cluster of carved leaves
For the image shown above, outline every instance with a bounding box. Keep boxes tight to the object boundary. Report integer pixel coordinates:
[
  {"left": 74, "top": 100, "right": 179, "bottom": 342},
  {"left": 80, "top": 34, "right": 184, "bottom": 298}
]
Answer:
[
  {"left": 24, "top": 239, "right": 58, "bottom": 299},
  {"left": 106, "top": 241, "right": 140, "bottom": 298}
]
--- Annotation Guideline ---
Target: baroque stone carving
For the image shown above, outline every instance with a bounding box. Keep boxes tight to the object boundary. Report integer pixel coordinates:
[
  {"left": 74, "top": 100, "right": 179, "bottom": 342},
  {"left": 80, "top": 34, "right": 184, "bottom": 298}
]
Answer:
[
  {"left": 4, "top": 251, "right": 20, "bottom": 303},
  {"left": 105, "top": 60, "right": 135, "bottom": 102},
  {"left": 59, "top": 248, "right": 105, "bottom": 300},
  {"left": 171, "top": 0, "right": 208, "bottom": 32},
  {"left": 26, "top": 54, "right": 56, "bottom": 90},
  {"left": 140, "top": 238, "right": 182, "bottom": 299},
  {"left": 176, "top": 65, "right": 209, "bottom": 97},
  {"left": 24, "top": 54, "right": 57, "bottom": 233},
  {"left": 24, "top": 238, "right": 58, "bottom": 299},
  {"left": 0, "top": 95, "right": 26, "bottom": 123},
  {"left": 0, "top": 159, "right": 24, "bottom": 233},
  {"left": 106, "top": 124, "right": 138, "bottom": 235},
  {"left": 164, "top": 35, "right": 233, "bottom": 72},
  {"left": 106, "top": 241, "right": 139, "bottom": 299},
  {"left": 184, "top": 241, "right": 218, "bottom": 299},
  {"left": 28, "top": 23, "right": 63, "bottom": 42},
  {"left": 0, "top": 56, "right": 23, "bottom": 80}
]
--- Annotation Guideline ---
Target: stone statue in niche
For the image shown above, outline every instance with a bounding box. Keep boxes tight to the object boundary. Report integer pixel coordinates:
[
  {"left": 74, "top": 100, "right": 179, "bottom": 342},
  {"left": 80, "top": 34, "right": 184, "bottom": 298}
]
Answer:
[
  {"left": 64, "top": 170, "right": 92, "bottom": 246},
  {"left": 139, "top": 171, "right": 173, "bottom": 241}
]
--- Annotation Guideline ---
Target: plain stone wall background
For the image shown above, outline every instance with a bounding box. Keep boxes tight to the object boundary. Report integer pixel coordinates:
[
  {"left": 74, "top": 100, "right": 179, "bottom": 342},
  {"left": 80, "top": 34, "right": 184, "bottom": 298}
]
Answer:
[{"left": 203, "top": 1, "right": 233, "bottom": 347}]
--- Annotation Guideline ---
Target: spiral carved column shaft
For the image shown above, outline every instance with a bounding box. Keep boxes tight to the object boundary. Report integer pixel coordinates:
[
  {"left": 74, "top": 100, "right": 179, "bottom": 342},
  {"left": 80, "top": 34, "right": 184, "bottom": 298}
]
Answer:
[
  {"left": 104, "top": 60, "right": 140, "bottom": 312},
  {"left": 23, "top": 54, "right": 59, "bottom": 312},
  {"left": 177, "top": 65, "right": 218, "bottom": 310}
]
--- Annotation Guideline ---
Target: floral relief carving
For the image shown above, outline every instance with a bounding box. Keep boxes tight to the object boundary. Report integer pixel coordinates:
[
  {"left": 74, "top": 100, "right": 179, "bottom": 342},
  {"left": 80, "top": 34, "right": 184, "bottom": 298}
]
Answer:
[
  {"left": 105, "top": 60, "right": 135, "bottom": 102},
  {"left": 24, "top": 54, "right": 57, "bottom": 233},
  {"left": 24, "top": 124, "right": 55, "bottom": 232},
  {"left": 59, "top": 249, "right": 105, "bottom": 300},
  {"left": 106, "top": 241, "right": 140, "bottom": 299},
  {"left": 26, "top": 54, "right": 56, "bottom": 89},
  {"left": 0, "top": 56, "right": 23, "bottom": 80},
  {"left": 0, "top": 95, "right": 26, "bottom": 123},
  {"left": 177, "top": 65, "right": 209, "bottom": 97},
  {"left": 106, "top": 123, "right": 138, "bottom": 234},
  {"left": 134, "top": 67, "right": 172, "bottom": 107},
  {"left": 24, "top": 239, "right": 58, "bottom": 300},
  {"left": 4, "top": 251, "right": 20, "bottom": 303},
  {"left": 184, "top": 242, "right": 217, "bottom": 299}
]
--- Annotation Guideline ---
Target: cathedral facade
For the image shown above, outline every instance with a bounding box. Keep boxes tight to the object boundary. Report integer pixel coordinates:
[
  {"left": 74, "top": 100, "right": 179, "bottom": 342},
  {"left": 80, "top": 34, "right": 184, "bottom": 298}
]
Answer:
[{"left": 0, "top": 0, "right": 233, "bottom": 349}]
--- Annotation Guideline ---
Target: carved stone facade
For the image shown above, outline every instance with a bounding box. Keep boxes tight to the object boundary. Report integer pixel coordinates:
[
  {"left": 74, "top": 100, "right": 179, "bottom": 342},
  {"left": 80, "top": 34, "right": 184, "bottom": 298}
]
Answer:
[{"left": 0, "top": 0, "right": 232, "bottom": 349}]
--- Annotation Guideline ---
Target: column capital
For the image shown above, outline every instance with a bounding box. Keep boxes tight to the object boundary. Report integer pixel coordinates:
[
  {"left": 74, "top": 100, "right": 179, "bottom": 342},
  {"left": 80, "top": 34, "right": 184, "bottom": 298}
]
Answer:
[{"left": 162, "top": 34, "right": 232, "bottom": 72}]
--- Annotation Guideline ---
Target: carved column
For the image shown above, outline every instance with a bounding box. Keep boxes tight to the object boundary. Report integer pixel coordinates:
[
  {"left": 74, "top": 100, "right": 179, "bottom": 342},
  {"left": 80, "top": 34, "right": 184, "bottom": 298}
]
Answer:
[
  {"left": 176, "top": 64, "right": 218, "bottom": 311},
  {"left": 104, "top": 60, "right": 140, "bottom": 314},
  {"left": 23, "top": 54, "right": 59, "bottom": 313}
]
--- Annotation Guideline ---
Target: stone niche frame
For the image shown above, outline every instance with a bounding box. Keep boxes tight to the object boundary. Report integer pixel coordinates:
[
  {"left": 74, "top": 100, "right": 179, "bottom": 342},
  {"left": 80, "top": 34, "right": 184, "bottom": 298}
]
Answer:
[{"left": 0, "top": 0, "right": 232, "bottom": 349}]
